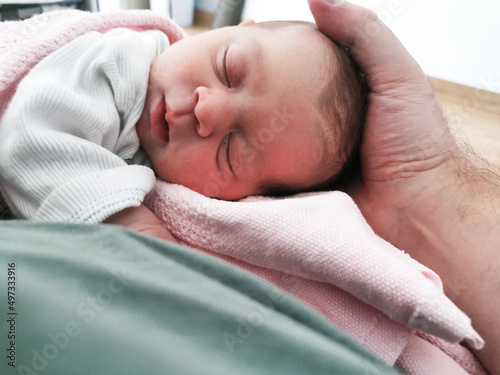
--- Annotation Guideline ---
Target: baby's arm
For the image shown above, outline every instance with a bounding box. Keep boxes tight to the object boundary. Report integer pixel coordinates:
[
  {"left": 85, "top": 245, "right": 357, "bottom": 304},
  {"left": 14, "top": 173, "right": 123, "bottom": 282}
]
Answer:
[{"left": 104, "top": 204, "right": 178, "bottom": 243}]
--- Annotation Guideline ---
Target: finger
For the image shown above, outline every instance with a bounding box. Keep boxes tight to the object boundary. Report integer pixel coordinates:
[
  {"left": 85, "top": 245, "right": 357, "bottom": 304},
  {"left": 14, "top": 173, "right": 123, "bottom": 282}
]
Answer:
[{"left": 308, "top": 0, "right": 425, "bottom": 87}]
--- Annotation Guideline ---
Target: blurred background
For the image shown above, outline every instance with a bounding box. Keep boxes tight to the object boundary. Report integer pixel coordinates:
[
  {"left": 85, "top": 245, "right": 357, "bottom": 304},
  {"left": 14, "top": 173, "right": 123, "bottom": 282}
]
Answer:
[
  {"left": 241, "top": 0, "right": 500, "bottom": 95},
  {"left": 2, "top": 0, "right": 498, "bottom": 94}
]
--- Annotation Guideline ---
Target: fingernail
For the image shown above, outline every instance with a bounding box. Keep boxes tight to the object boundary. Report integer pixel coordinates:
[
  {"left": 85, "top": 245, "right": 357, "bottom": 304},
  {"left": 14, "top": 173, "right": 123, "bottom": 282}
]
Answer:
[{"left": 325, "top": 0, "right": 345, "bottom": 4}]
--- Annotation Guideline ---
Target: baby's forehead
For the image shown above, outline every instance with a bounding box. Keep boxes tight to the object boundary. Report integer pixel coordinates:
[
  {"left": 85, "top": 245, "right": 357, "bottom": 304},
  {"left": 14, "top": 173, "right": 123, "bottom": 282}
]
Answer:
[
  {"left": 270, "top": 26, "right": 335, "bottom": 89},
  {"left": 250, "top": 24, "right": 337, "bottom": 138},
  {"left": 220, "top": 22, "right": 337, "bottom": 75},
  {"left": 257, "top": 23, "right": 334, "bottom": 58}
]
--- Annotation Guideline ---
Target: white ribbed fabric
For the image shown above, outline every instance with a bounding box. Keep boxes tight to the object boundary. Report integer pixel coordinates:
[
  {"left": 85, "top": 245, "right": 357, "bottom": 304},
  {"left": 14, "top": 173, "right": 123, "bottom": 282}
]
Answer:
[{"left": 0, "top": 28, "right": 167, "bottom": 223}]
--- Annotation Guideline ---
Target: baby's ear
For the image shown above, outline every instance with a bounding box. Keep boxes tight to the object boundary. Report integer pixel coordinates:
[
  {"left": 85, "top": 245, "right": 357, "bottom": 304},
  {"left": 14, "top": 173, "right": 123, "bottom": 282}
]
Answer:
[{"left": 239, "top": 19, "right": 256, "bottom": 26}]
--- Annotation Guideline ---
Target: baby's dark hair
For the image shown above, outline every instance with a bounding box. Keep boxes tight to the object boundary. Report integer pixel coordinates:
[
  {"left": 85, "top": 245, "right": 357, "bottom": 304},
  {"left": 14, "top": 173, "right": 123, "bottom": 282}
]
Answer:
[{"left": 248, "top": 21, "right": 368, "bottom": 196}]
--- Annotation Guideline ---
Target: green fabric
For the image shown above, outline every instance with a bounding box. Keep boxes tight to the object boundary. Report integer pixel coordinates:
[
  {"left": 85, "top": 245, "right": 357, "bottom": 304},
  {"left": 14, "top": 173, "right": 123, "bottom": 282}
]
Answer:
[{"left": 0, "top": 221, "right": 401, "bottom": 375}]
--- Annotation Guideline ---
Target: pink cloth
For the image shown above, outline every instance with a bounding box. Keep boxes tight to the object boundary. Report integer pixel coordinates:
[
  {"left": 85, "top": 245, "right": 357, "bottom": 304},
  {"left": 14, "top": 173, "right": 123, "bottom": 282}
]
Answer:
[
  {"left": 415, "top": 332, "right": 489, "bottom": 375},
  {"left": 396, "top": 335, "right": 471, "bottom": 375},
  {"left": 396, "top": 334, "right": 488, "bottom": 375},
  {"left": 146, "top": 182, "right": 488, "bottom": 374}
]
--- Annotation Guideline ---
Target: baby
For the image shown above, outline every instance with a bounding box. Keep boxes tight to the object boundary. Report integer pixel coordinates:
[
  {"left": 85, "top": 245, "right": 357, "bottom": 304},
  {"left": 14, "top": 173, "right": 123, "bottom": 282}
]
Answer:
[
  {"left": 136, "top": 20, "right": 367, "bottom": 199},
  {"left": 0, "top": 17, "right": 366, "bottom": 233}
]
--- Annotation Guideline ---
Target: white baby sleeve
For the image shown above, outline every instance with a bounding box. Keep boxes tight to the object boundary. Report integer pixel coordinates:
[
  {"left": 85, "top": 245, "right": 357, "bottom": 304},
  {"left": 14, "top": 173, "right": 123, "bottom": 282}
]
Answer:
[{"left": 0, "top": 28, "right": 167, "bottom": 223}]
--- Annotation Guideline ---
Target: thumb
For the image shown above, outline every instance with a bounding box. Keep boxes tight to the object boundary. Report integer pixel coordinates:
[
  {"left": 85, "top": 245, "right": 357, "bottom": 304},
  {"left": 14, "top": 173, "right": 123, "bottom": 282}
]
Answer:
[{"left": 308, "top": 0, "right": 425, "bottom": 88}]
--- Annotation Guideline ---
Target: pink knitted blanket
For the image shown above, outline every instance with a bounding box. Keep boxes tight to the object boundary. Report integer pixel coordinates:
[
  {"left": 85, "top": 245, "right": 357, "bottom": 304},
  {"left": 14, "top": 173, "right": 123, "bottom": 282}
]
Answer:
[{"left": 145, "top": 182, "right": 489, "bottom": 374}]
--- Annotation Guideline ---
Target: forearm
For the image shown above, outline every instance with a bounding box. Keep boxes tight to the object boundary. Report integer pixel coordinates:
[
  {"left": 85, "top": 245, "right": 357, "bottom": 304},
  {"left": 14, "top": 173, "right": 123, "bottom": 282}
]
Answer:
[{"left": 391, "top": 155, "right": 500, "bottom": 372}]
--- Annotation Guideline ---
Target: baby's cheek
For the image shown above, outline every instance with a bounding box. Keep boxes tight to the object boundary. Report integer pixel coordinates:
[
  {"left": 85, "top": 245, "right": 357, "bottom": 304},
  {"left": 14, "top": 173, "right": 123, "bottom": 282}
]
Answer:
[
  {"left": 156, "top": 150, "right": 207, "bottom": 186},
  {"left": 153, "top": 157, "right": 171, "bottom": 182}
]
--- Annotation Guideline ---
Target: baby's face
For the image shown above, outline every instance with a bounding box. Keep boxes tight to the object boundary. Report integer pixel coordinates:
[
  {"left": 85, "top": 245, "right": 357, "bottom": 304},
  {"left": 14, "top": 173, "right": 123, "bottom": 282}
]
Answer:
[{"left": 136, "top": 24, "right": 332, "bottom": 200}]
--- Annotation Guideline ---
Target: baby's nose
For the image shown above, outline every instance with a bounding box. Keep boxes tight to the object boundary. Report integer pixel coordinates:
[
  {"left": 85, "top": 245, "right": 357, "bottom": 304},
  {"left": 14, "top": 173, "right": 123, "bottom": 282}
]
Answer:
[{"left": 194, "top": 86, "right": 234, "bottom": 137}]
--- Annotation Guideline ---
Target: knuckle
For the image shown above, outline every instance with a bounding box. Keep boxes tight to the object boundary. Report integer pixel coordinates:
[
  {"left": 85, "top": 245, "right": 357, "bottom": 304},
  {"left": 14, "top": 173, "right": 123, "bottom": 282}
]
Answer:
[
  {"left": 350, "top": 7, "right": 383, "bottom": 45},
  {"left": 359, "top": 8, "right": 379, "bottom": 24}
]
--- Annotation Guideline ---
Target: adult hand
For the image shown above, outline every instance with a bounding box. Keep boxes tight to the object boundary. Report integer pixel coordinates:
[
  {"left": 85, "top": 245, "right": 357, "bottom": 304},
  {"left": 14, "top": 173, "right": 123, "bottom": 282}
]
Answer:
[
  {"left": 310, "top": 0, "right": 457, "bottom": 235},
  {"left": 309, "top": 0, "right": 500, "bottom": 372}
]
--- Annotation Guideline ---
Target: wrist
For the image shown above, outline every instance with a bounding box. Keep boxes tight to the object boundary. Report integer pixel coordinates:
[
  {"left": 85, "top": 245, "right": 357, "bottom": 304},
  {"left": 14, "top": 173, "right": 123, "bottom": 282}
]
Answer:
[
  {"left": 104, "top": 205, "right": 144, "bottom": 226},
  {"left": 104, "top": 204, "right": 178, "bottom": 243},
  {"left": 401, "top": 154, "right": 500, "bottom": 371},
  {"left": 353, "top": 148, "right": 500, "bottom": 294},
  {"left": 393, "top": 153, "right": 499, "bottom": 253}
]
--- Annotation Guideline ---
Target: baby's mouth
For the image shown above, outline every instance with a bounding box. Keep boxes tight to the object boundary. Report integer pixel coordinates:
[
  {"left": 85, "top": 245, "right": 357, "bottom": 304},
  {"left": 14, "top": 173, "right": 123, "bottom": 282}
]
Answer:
[{"left": 150, "top": 99, "right": 170, "bottom": 143}]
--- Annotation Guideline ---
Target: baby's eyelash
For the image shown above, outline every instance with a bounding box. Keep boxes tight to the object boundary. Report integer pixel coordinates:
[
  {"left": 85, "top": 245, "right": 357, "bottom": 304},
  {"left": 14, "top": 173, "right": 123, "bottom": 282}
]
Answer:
[
  {"left": 226, "top": 132, "right": 233, "bottom": 173},
  {"left": 223, "top": 47, "right": 231, "bottom": 88}
]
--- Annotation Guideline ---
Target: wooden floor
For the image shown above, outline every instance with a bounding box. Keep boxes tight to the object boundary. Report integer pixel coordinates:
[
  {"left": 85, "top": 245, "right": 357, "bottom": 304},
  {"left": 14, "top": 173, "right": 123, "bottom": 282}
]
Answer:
[{"left": 430, "top": 77, "right": 500, "bottom": 171}]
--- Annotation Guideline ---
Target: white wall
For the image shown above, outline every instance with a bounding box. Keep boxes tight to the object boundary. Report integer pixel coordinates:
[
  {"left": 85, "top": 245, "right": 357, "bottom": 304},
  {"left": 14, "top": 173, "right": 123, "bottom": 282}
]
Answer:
[
  {"left": 241, "top": 0, "right": 500, "bottom": 94},
  {"left": 242, "top": 0, "right": 314, "bottom": 23}
]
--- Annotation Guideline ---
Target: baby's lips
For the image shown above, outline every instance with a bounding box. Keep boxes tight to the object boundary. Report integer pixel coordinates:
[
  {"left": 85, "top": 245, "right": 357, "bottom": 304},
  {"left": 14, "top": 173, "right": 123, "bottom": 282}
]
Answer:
[
  {"left": 150, "top": 99, "right": 170, "bottom": 143},
  {"left": 165, "top": 103, "right": 172, "bottom": 124}
]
